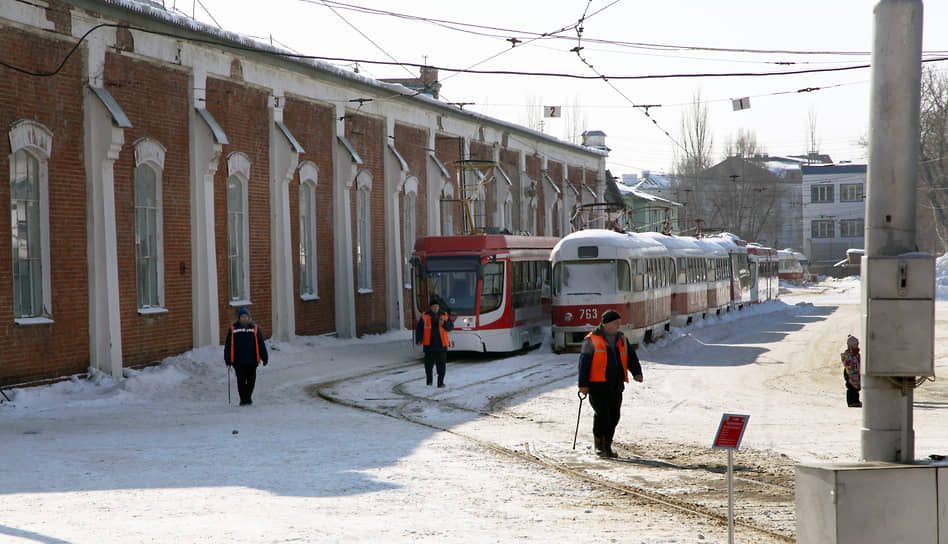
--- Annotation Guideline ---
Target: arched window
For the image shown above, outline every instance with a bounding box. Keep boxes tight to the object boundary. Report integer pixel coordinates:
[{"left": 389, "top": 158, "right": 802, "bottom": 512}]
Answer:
[
  {"left": 226, "top": 152, "right": 251, "bottom": 303},
  {"left": 356, "top": 171, "right": 372, "bottom": 291},
  {"left": 133, "top": 138, "right": 166, "bottom": 311},
  {"left": 135, "top": 163, "right": 161, "bottom": 308},
  {"left": 9, "top": 120, "right": 52, "bottom": 321},
  {"left": 298, "top": 162, "right": 318, "bottom": 299},
  {"left": 441, "top": 182, "right": 454, "bottom": 236}
]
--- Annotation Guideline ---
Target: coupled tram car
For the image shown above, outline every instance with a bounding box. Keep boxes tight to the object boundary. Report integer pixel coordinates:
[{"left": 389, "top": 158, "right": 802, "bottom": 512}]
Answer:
[
  {"left": 411, "top": 234, "right": 559, "bottom": 353},
  {"left": 550, "top": 229, "right": 777, "bottom": 352}
]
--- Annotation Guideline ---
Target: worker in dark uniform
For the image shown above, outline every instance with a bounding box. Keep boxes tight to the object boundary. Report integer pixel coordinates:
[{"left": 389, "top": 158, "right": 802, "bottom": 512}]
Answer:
[
  {"left": 578, "top": 310, "right": 644, "bottom": 458},
  {"left": 415, "top": 297, "right": 454, "bottom": 387},
  {"left": 224, "top": 307, "right": 269, "bottom": 405}
]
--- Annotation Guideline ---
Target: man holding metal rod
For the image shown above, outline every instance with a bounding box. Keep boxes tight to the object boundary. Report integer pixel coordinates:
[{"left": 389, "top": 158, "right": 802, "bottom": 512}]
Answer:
[{"left": 577, "top": 310, "right": 644, "bottom": 458}]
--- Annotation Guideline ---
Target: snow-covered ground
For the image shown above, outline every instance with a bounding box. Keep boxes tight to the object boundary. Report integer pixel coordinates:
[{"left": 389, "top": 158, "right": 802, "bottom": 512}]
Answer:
[{"left": 1, "top": 277, "right": 945, "bottom": 543}]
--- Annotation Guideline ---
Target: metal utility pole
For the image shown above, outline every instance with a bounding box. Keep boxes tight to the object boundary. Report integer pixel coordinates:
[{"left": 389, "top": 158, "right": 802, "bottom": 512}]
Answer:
[{"left": 862, "top": 0, "right": 933, "bottom": 463}]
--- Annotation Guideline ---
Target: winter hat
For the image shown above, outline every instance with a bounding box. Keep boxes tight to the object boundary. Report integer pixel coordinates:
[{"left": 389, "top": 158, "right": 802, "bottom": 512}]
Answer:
[
  {"left": 847, "top": 335, "right": 859, "bottom": 348},
  {"left": 601, "top": 310, "right": 621, "bottom": 325},
  {"left": 429, "top": 296, "right": 442, "bottom": 308},
  {"left": 238, "top": 307, "right": 251, "bottom": 318}
]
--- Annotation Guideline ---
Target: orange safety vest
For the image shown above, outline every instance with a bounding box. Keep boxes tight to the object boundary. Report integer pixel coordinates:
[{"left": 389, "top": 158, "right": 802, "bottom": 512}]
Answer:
[
  {"left": 422, "top": 313, "right": 450, "bottom": 347},
  {"left": 586, "top": 333, "right": 628, "bottom": 383},
  {"left": 229, "top": 325, "right": 262, "bottom": 363}
]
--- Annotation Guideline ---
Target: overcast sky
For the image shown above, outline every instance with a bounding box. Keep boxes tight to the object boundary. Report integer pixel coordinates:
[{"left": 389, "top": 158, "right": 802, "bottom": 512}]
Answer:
[{"left": 179, "top": 0, "right": 948, "bottom": 177}]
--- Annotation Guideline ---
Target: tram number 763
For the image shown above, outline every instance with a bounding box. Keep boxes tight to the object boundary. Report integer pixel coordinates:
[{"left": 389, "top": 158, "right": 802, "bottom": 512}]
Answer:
[{"left": 579, "top": 308, "right": 598, "bottom": 321}]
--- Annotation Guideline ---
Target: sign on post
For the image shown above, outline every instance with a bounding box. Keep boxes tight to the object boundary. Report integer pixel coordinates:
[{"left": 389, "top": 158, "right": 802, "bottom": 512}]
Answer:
[
  {"left": 712, "top": 413, "right": 750, "bottom": 544},
  {"left": 713, "top": 413, "right": 750, "bottom": 449},
  {"left": 543, "top": 106, "right": 562, "bottom": 118}
]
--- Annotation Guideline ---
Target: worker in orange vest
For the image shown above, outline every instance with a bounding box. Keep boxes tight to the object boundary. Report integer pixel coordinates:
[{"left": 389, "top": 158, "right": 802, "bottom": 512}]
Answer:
[
  {"left": 224, "top": 307, "right": 269, "bottom": 405},
  {"left": 415, "top": 297, "right": 454, "bottom": 387},
  {"left": 578, "top": 310, "right": 643, "bottom": 458}
]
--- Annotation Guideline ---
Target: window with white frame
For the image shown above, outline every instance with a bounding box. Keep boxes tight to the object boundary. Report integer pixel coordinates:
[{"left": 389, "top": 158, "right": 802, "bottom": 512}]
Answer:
[
  {"left": 840, "top": 219, "right": 864, "bottom": 238},
  {"left": 9, "top": 120, "right": 52, "bottom": 321},
  {"left": 811, "top": 219, "right": 834, "bottom": 238},
  {"left": 135, "top": 163, "right": 162, "bottom": 308},
  {"left": 11, "top": 150, "right": 44, "bottom": 318},
  {"left": 840, "top": 183, "right": 864, "bottom": 202},
  {"left": 811, "top": 184, "right": 834, "bottom": 203},
  {"left": 403, "top": 191, "right": 417, "bottom": 288},
  {"left": 356, "top": 185, "right": 372, "bottom": 290},
  {"left": 227, "top": 175, "right": 249, "bottom": 302},
  {"left": 299, "top": 177, "right": 318, "bottom": 298}
]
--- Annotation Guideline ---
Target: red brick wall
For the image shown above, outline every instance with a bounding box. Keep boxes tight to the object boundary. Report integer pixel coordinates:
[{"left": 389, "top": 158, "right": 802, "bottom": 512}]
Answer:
[
  {"left": 284, "top": 95, "right": 336, "bottom": 336},
  {"left": 395, "top": 123, "right": 428, "bottom": 325},
  {"left": 345, "top": 113, "right": 387, "bottom": 335},
  {"left": 0, "top": 26, "right": 88, "bottom": 385},
  {"left": 105, "top": 53, "right": 193, "bottom": 366},
  {"left": 205, "top": 77, "right": 272, "bottom": 342},
  {"left": 435, "top": 134, "right": 462, "bottom": 234},
  {"left": 526, "top": 154, "right": 543, "bottom": 235}
]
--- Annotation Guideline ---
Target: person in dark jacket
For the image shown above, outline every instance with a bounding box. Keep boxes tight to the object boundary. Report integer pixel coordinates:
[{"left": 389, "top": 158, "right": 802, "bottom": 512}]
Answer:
[
  {"left": 224, "top": 307, "right": 269, "bottom": 405},
  {"left": 415, "top": 297, "right": 454, "bottom": 387},
  {"left": 578, "top": 309, "right": 643, "bottom": 458}
]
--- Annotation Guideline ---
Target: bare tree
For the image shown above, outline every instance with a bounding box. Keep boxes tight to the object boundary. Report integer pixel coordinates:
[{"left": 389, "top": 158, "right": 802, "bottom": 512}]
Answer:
[
  {"left": 673, "top": 91, "right": 714, "bottom": 234},
  {"left": 918, "top": 67, "right": 948, "bottom": 254},
  {"left": 806, "top": 106, "right": 821, "bottom": 157},
  {"left": 524, "top": 95, "right": 544, "bottom": 133},
  {"left": 723, "top": 128, "right": 763, "bottom": 159},
  {"left": 563, "top": 95, "right": 588, "bottom": 145}
]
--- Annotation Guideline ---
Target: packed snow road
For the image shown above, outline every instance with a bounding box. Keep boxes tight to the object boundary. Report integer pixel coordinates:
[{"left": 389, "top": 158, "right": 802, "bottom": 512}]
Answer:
[{"left": 2, "top": 279, "right": 947, "bottom": 543}]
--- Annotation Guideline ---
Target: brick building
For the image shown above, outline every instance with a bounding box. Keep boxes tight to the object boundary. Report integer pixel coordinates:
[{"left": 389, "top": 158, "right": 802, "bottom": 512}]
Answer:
[{"left": 0, "top": 0, "right": 606, "bottom": 386}]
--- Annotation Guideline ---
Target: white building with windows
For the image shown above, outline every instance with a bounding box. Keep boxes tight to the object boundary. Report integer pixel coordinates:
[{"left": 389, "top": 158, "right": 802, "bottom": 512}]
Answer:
[{"left": 801, "top": 164, "right": 867, "bottom": 274}]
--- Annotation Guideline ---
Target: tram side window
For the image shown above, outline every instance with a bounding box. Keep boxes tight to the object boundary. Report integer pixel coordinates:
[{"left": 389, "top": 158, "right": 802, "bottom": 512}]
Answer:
[
  {"left": 414, "top": 263, "right": 426, "bottom": 313},
  {"left": 480, "top": 261, "right": 505, "bottom": 313},
  {"left": 632, "top": 260, "right": 644, "bottom": 292},
  {"left": 616, "top": 260, "right": 631, "bottom": 291}
]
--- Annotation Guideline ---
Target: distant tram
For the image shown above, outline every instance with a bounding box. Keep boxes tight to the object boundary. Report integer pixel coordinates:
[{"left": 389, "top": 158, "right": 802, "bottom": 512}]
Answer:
[
  {"left": 551, "top": 229, "right": 778, "bottom": 352},
  {"left": 777, "top": 249, "right": 806, "bottom": 284},
  {"left": 411, "top": 235, "right": 559, "bottom": 353}
]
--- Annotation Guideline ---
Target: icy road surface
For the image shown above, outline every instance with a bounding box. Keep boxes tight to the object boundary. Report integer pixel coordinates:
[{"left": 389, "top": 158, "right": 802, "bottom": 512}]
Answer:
[{"left": 1, "top": 277, "right": 946, "bottom": 543}]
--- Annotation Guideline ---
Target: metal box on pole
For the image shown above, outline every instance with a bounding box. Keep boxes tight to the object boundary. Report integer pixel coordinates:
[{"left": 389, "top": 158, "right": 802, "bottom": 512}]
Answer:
[{"left": 862, "top": 253, "right": 935, "bottom": 377}]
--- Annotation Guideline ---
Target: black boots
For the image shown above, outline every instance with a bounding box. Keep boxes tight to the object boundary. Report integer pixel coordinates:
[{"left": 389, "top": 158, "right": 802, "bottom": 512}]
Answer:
[{"left": 594, "top": 435, "right": 618, "bottom": 458}]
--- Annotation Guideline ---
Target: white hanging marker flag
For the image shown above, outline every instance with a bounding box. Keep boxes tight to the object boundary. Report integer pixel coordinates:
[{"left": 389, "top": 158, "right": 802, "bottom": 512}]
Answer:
[
  {"left": 543, "top": 106, "right": 562, "bottom": 118},
  {"left": 731, "top": 97, "right": 751, "bottom": 111}
]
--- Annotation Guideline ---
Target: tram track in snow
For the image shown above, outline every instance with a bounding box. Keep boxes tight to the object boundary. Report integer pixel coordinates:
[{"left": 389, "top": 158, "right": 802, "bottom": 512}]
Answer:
[{"left": 309, "top": 354, "right": 796, "bottom": 542}]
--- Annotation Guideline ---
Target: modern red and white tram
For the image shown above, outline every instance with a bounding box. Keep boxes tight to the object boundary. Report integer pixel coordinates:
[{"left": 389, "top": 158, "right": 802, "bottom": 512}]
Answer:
[
  {"left": 706, "top": 232, "right": 752, "bottom": 310},
  {"left": 550, "top": 229, "right": 673, "bottom": 351},
  {"left": 747, "top": 244, "right": 779, "bottom": 303},
  {"left": 411, "top": 234, "right": 559, "bottom": 353},
  {"left": 641, "top": 232, "right": 708, "bottom": 327}
]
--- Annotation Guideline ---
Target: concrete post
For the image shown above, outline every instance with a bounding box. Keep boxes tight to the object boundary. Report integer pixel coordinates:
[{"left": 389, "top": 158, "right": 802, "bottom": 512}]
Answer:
[{"left": 862, "top": 0, "right": 924, "bottom": 462}]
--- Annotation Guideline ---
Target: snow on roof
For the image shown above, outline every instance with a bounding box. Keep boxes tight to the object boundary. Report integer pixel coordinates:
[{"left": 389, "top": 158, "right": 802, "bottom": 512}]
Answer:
[
  {"left": 615, "top": 182, "right": 680, "bottom": 206},
  {"left": 95, "top": 0, "right": 605, "bottom": 157},
  {"left": 553, "top": 228, "right": 669, "bottom": 252}
]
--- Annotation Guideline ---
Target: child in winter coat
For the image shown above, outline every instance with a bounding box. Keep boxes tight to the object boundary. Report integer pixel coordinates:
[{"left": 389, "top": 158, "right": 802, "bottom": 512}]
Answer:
[{"left": 842, "top": 335, "right": 861, "bottom": 408}]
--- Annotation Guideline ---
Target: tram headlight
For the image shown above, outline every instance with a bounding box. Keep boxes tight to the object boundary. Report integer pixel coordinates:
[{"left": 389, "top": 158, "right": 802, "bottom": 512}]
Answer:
[
  {"left": 563, "top": 312, "right": 573, "bottom": 323},
  {"left": 460, "top": 316, "right": 474, "bottom": 327}
]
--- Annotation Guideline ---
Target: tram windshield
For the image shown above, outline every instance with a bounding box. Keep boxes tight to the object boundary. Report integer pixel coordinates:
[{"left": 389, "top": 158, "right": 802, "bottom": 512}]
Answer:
[
  {"left": 419, "top": 256, "right": 481, "bottom": 315},
  {"left": 553, "top": 260, "right": 630, "bottom": 296}
]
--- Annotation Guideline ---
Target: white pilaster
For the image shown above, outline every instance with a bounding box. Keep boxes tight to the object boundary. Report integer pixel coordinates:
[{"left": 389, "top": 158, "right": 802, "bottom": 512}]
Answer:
[
  {"left": 384, "top": 121, "right": 407, "bottom": 332},
  {"left": 189, "top": 73, "right": 222, "bottom": 347},
  {"left": 269, "top": 95, "right": 298, "bottom": 342},
  {"left": 84, "top": 89, "right": 125, "bottom": 378},
  {"left": 333, "top": 104, "right": 357, "bottom": 338}
]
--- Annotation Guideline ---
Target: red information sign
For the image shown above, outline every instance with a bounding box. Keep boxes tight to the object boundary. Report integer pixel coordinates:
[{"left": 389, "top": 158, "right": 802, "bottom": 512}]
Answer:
[{"left": 712, "top": 413, "right": 750, "bottom": 450}]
